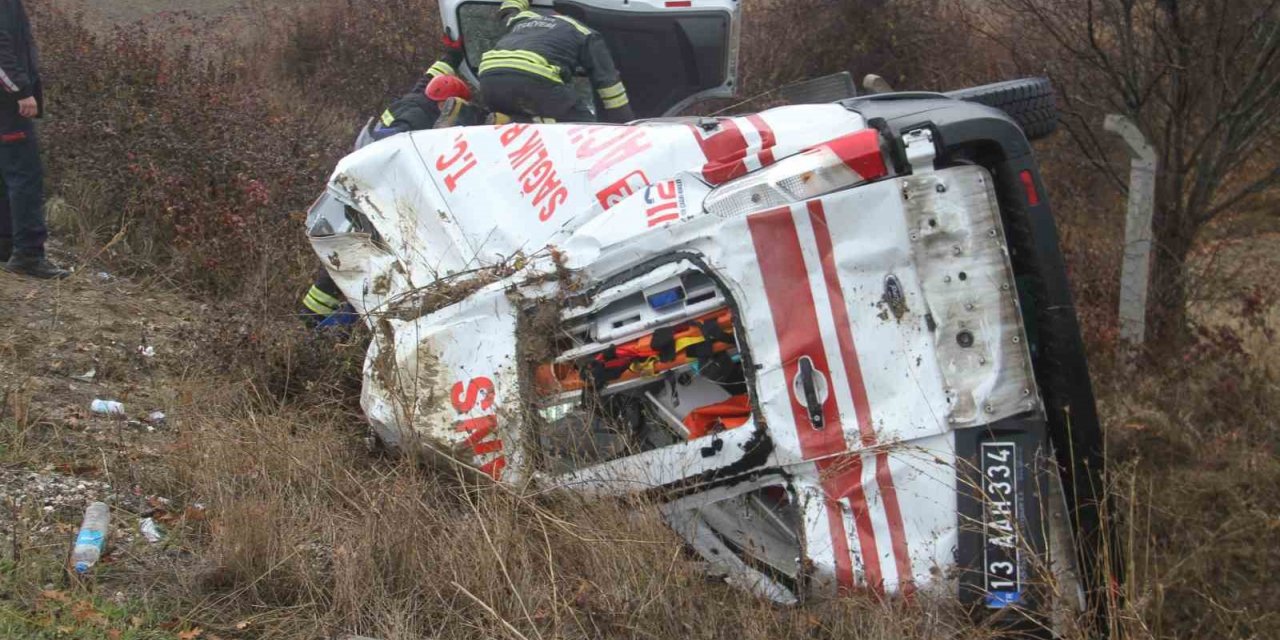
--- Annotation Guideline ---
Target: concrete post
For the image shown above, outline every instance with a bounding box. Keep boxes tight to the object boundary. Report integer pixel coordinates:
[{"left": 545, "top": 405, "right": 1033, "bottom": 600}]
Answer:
[{"left": 1103, "top": 115, "right": 1158, "bottom": 352}]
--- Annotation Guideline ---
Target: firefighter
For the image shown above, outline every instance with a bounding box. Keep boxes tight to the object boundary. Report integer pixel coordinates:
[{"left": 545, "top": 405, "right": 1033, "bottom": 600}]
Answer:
[
  {"left": 478, "top": 0, "right": 634, "bottom": 124},
  {"left": 357, "top": 36, "right": 469, "bottom": 146},
  {"left": 300, "top": 269, "right": 349, "bottom": 329}
]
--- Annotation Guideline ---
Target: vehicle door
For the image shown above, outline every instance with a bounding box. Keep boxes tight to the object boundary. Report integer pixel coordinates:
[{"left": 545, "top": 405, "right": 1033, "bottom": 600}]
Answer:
[{"left": 439, "top": 0, "right": 741, "bottom": 117}]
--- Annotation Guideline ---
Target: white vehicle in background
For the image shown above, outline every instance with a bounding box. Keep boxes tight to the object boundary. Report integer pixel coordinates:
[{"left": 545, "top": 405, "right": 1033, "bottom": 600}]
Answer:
[{"left": 305, "top": 0, "right": 1112, "bottom": 633}]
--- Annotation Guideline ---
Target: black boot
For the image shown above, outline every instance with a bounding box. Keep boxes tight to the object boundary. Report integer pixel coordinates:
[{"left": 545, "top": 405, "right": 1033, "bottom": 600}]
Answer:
[{"left": 3, "top": 253, "right": 71, "bottom": 280}]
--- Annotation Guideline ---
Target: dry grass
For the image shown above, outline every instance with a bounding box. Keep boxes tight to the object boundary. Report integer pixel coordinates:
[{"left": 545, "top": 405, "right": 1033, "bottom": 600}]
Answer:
[
  {"left": 145, "top": 347, "right": 995, "bottom": 640},
  {"left": 129, "top": 305, "right": 1280, "bottom": 640}
]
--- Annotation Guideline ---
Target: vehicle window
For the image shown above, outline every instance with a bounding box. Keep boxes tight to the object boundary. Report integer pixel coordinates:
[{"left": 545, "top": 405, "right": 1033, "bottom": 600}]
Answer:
[{"left": 457, "top": 2, "right": 554, "bottom": 70}]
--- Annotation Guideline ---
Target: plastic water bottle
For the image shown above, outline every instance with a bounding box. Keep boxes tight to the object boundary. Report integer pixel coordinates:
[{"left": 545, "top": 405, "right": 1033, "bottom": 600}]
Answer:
[
  {"left": 71, "top": 502, "right": 110, "bottom": 574},
  {"left": 90, "top": 399, "right": 125, "bottom": 416}
]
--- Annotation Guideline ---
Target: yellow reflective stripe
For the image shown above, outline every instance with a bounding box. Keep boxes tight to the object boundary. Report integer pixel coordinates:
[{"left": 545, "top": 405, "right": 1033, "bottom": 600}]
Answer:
[
  {"left": 480, "top": 50, "right": 563, "bottom": 83},
  {"left": 483, "top": 49, "right": 556, "bottom": 67},
  {"left": 506, "top": 10, "right": 541, "bottom": 25},
  {"left": 532, "top": 116, "right": 557, "bottom": 124},
  {"left": 307, "top": 285, "right": 342, "bottom": 309},
  {"left": 601, "top": 93, "right": 630, "bottom": 110},
  {"left": 302, "top": 296, "right": 332, "bottom": 316},
  {"left": 303, "top": 291, "right": 340, "bottom": 316},
  {"left": 596, "top": 82, "right": 626, "bottom": 99},
  {"left": 427, "top": 60, "right": 455, "bottom": 77},
  {"left": 490, "top": 112, "right": 514, "bottom": 125},
  {"left": 500, "top": 0, "right": 529, "bottom": 11},
  {"left": 479, "top": 60, "right": 563, "bottom": 83},
  {"left": 380, "top": 110, "right": 395, "bottom": 126},
  {"left": 553, "top": 14, "right": 593, "bottom": 35}
]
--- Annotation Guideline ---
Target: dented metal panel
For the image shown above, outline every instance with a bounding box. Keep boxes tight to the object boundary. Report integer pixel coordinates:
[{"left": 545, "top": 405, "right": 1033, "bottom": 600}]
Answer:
[
  {"left": 363, "top": 284, "right": 523, "bottom": 481},
  {"left": 900, "top": 165, "right": 1039, "bottom": 425}
]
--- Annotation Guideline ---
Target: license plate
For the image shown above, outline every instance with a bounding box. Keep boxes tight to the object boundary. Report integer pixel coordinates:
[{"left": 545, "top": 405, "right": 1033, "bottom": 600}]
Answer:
[{"left": 981, "top": 442, "right": 1022, "bottom": 608}]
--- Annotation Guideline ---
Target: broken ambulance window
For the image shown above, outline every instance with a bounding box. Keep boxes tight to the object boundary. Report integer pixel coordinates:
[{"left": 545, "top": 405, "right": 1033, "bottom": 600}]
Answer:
[{"left": 527, "top": 264, "right": 752, "bottom": 473}]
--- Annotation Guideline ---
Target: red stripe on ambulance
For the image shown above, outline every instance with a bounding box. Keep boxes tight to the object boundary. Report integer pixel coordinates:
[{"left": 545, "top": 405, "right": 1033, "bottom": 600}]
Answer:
[
  {"left": 745, "top": 114, "right": 778, "bottom": 167},
  {"left": 748, "top": 206, "right": 847, "bottom": 460},
  {"left": 748, "top": 200, "right": 916, "bottom": 594},
  {"left": 817, "top": 455, "right": 883, "bottom": 594},
  {"left": 806, "top": 199, "right": 914, "bottom": 595},
  {"left": 688, "top": 120, "right": 749, "bottom": 185}
]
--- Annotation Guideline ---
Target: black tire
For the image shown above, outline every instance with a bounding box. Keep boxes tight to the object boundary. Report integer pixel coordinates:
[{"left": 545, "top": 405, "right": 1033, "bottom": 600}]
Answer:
[{"left": 945, "top": 78, "right": 1059, "bottom": 141}]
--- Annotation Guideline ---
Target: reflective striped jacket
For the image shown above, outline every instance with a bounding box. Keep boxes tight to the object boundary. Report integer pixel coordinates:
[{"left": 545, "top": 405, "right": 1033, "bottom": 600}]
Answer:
[{"left": 480, "top": 0, "right": 632, "bottom": 121}]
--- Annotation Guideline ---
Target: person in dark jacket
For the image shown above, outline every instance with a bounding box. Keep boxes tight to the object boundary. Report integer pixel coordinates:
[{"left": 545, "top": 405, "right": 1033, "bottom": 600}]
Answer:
[
  {"left": 0, "top": 0, "right": 66, "bottom": 279},
  {"left": 356, "top": 39, "right": 468, "bottom": 147},
  {"left": 479, "top": 0, "right": 634, "bottom": 124}
]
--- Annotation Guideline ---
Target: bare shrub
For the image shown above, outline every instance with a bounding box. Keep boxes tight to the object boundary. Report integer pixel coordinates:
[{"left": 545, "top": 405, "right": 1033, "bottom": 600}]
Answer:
[
  {"left": 261, "top": 0, "right": 444, "bottom": 115},
  {"left": 737, "top": 0, "right": 1002, "bottom": 102},
  {"left": 32, "top": 1, "right": 348, "bottom": 301},
  {"left": 975, "top": 0, "right": 1280, "bottom": 348}
]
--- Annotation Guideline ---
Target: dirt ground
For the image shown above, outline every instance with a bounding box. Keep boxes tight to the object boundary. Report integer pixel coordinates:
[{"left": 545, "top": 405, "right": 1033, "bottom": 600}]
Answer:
[{"left": 0, "top": 268, "right": 203, "bottom": 594}]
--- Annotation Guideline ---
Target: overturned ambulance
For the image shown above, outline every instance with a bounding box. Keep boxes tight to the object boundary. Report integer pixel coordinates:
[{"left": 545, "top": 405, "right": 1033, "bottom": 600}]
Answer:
[{"left": 305, "top": 0, "right": 1111, "bottom": 632}]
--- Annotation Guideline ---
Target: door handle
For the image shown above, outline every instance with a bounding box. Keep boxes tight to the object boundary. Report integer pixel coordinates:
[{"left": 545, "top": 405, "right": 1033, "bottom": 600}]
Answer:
[{"left": 797, "top": 356, "right": 825, "bottom": 429}]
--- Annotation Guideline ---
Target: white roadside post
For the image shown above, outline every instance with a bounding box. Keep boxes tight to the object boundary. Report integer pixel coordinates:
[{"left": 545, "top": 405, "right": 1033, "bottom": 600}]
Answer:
[{"left": 1104, "top": 115, "right": 1158, "bottom": 357}]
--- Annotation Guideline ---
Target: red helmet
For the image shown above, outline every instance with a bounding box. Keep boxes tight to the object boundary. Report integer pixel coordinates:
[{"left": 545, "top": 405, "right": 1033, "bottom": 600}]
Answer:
[{"left": 426, "top": 74, "right": 472, "bottom": 103}]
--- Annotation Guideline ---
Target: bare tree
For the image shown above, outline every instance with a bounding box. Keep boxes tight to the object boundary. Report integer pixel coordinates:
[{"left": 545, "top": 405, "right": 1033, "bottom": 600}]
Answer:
[{"left": 979, "top": 0, "right": 1280, "bottom": 347}]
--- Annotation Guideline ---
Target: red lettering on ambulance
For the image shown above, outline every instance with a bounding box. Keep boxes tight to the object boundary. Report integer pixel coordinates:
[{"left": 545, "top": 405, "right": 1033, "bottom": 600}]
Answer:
[
  {"left": 498, "top": 123, "right": 531, "bottom": 145},
  {"left": 436, "top": 135, "right": 478, "bottom": 193},
  {"left": 450, "top": 376, "right": 504, "bottom": 480},
  {"left": 540, "top": 187, "right": 568, "bottom": 221},
  {"left": 643, "top": 180, "right": 685, "bottom": 228},
  {"left": 500, "top": 126, "right": 570, "bottom": 223},
  {"left": 596, "top": 169, "right": 650, "bottom": 210},
  {"left": 571, "top": 127, "right": 653, "bottom": 180},
  {"left": 508, "top": 134, "right": 547, "bottom": 171},
  {"left": 480, "top": 457, "right": 507, "bottom": 478},
  {"left": 450, "top": 376, "right": 495, "bottom": 412},
  {"left": 456, "top": 415, "right": 502, "bottom": 455},
  {"left": 530, "top": 169, "right": 563, "bottom": 207},
  {"left": 522, "top": 160, "right": 555, "bottom": 192}
]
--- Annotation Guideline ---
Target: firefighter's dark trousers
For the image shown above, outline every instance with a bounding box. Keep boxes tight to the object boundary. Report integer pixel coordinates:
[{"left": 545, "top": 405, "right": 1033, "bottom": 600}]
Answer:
[{"left": 479, "top": 71, "right": 594, "bottom": 123}]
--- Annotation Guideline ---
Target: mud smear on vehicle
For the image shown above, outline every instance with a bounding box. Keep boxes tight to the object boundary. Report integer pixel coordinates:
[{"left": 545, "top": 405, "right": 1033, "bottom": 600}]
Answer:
[
  {"left": 332, "top": 175, "right": 384, "bottom": 220},
  {"left": 368, "top": 315, "right": 467, "bottom": 472},
  {"left": 511, "top": 247, "right": 590, "bottom": 472},
  {"left": 512, "top": 246, "right": 583, "bottom": 372},
  {"left": 368, "top": 317, "right": 404, "bottom": 407},
  {"left": 371, "top": 271, "right": 392, "bottom": 295}
]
